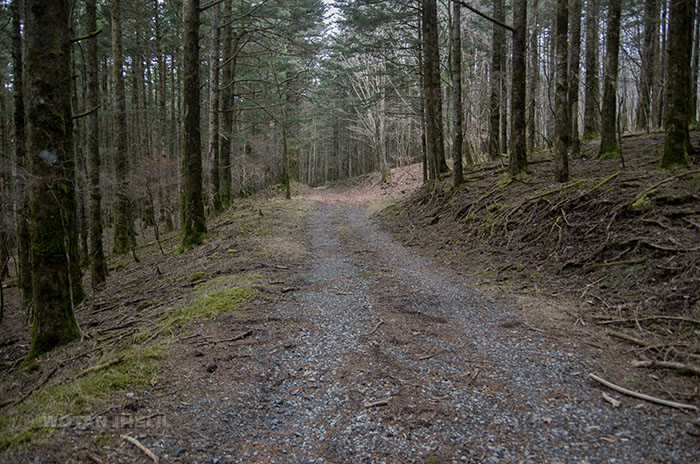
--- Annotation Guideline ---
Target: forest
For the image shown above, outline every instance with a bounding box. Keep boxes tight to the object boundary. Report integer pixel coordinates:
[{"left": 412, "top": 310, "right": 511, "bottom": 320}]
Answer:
[{"left": 0, "top": 0, "right": 699, "bottom": 462}]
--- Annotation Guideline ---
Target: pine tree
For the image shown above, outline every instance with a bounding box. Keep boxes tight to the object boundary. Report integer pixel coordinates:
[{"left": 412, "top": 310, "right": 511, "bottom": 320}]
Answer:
[{"left": 598, "top": 0, "right": 622, "bottom": 158}]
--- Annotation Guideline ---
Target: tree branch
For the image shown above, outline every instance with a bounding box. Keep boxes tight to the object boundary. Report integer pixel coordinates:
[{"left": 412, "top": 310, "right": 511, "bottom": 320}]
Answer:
[
  {"left": 450, "top": 0, "right": 514, "bottom": 32},
  {"left": 71, "top": 29, "right": 102, "bottom": 43}
]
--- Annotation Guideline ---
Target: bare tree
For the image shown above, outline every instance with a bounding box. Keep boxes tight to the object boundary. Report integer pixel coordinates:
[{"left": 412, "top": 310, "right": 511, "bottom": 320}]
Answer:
[
  {"left": 583, "top": 0, "right": 600, "bottom": 138},
  {"left": 509, "top": 0, "right": 528, "bottom": 177},
  {"left": 555, "top": 0, "right": 570, "bottom": 182},
  {"left": 598, "top": 0, "right": 622, "bottom": 158}
]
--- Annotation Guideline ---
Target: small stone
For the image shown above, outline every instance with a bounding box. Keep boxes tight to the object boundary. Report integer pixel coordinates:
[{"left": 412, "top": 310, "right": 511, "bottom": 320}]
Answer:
[{"left": 206, "top": 363, "right": 218, "bottom": 373}]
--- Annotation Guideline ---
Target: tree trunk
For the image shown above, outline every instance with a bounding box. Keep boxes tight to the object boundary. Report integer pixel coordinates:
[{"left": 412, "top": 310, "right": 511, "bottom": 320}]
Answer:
[
  {"left": 180, "top": 0, "right": 206, "bottom": 251},
  {"left": 25, "top": 0, "right": 81, "bottom": 359},
  {"left": 555, "top": 0, "right": 570, "bottom": 182},
  {"left": 583, "top": 0, "right": 600, "bottom": 138},
  {"left": 422, "top": 0, "right": 443, "bottom": 181},
  {"left": 598, "top": 0, "right": 622, "bottom": 158},
  {"left": 12, "top": 0, "right": 32, "bottom": 308},
  {"left": 638, "top": 0, "right": 660, "bottom": 132},
  {"left": 219, "top": 0, "right": 234, "bottom": 207},
  {"left": 111, "top": 0, "right": 135, "bottom": 255},
  {"left": 208, "top": 5, "right": 222, "bottom": 215},
  {"left": 451, "top": 1, "right": 464, "bottom": 186},
  {"left": 86, "top": 0, "right": 107, "bottom": 288},
  {"left": 488, "top": 0, "right": 505, "bottom": 160},
  {"left": 662, "top": 0, "right": 694, "bottom": 167},
  {"left": 691, "top": 0, "right": 700, "bottom": 122},
  {"left": 568, "top": 0, "right": 582, "bottom": 156},
  {"left": 527, "top": 0, "right": 539, "bottom": 157},
  {"left": 655, "top": 1, "right": 669, "bottom": 128},
  {"left": 510, "top": 0, "right": 528, "bottom": 177}
]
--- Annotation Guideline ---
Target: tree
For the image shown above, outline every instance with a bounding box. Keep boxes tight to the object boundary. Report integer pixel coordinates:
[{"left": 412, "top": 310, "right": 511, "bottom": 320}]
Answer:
[
  {"left": 451, "top": 0, "right": 464, "bottom": 186},
  {"left": 25, "top": 0, "right": 81, "bottom": 358},
  {"left": 422, "top": 0, "right": 445, "bottom": 181},
  {"left": 86, "top": 0, "right": 107, "bottom": 287},
  {"left": 488, "top": 0, "right": 505, "bottom": 160},
  {"left": 598, "top": 0, "right": 622, "bottom": 158},
  {"left": 12, "top": 0, "right": 32, "bottom": 308},
  {"left": 112, "top": 0, "right": 135, "bottom": 255},
  {"left": 662, "top": 0, "right": 694, "bottom": 167},
  {"left": 180, "top": 0, "right": 206, "bottom": 251},
  {"left": 219, "top": 0, "right": 234, "bottom": 208},
  {"left": 637, "top": 0, "right": 660, "bottom": 132},
  {"left": 509, "top": 0, "right": 528, "bottom": 177},
  {"left": 527, "top": 0, "right": 540, "bottom": 157},
  {"left": 568, "top": 0, "right": 582, "bottom": 157},
  {"left": 208, "top": 4, "right": 222, "bottom": 215},
  {"left": 555, "top": 0, "right": 570, "bottom": 182},
  {"left": 583, "top": 0, "right": 600, "bottom": 138}
]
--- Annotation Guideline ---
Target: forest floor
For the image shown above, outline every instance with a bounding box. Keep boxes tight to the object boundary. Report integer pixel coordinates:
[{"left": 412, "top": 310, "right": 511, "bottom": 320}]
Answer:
[{"left": 1, "top": 131, "right": 699, "bottom": 463}]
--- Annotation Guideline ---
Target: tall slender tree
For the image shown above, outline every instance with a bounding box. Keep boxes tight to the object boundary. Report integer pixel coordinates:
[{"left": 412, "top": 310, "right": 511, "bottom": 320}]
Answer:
[
  {"left": 568, "top": 0, "right": 582, "bottom": 156},
  {"left": 598, "top": 0, "right": 622, "bottom": 158},
  {"left": 488, "top": 0, "right": 505, "bottom": 160},
  {"left": 638, "top": 0, "right": 660, "bottom": 132},
  {"left": 25, "top": 0, "right": 81, "bottom": 358},
  {"left": 12, "top": 0, "right": 32, "bottom": 308},
  {"left": 509, "top": 0, "right": 528, "bottom": 177},
  {"left": 583, "top": 0, "right": 600, "bottom": 138},
  {"left": 180, "top": 0, "right": 206, "bottom": 250},
  {"left": 208, "top": 5, "right": 222, "bottom": 214},
  {"left": 527, "top": 0, "right": 539, "bottom": 156},
  {"left": 219, "top": 0, "right": 234, "bottom": 207},
  {"left": 86, "top": 0, "right": 107, "bottom": 287},
  {"left": 112, "top": 0, "right": 135, "bottom": 254},
  {"left": 555, "top": 0, "right": 570, "bottom": 182},
  {"left": 451, "top": 1, "right": 464, "bottom": 186},
  {"left": 422, "top": 0, "right": 444, "bottom": 181}
]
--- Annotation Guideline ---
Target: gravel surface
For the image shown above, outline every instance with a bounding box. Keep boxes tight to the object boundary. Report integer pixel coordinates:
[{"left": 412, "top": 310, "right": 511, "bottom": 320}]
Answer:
[{"left": 153, "top": 200, "right": 699, "bottom": 463}]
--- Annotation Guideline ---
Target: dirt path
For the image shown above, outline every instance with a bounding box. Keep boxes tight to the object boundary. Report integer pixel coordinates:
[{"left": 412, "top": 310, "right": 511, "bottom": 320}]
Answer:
[{"left": 141, "top": 198, "right": 698, "bottom": 463}]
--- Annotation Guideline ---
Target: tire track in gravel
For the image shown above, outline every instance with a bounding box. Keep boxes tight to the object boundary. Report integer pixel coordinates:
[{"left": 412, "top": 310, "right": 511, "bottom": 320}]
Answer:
[
  {"left": 259, "top": 200, "right": 697, "bottom": 464},
  {"left": 162, "top": 199, "right": 698, "bottom": 464}
]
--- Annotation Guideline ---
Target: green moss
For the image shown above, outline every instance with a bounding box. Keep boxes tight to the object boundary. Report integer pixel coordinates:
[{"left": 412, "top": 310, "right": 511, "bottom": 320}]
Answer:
[
  {"left": 630, "top": 189, "right": 657, "bottom": 211},
  {"left": 136, "top": 300, "right": 153, "bottom": 311},
  {"left": 0, "top": 429, "right": 35, "bottom": 452},
  {"left": 597, "top": 150, "right": 620, "bottom": 160},
  {"left": 181, "top": 287, "right": 255, "bottom": 322},
  {"left": 40, "top": 112, "right": 66, "bottom": 135},
  {"left": 189, "top": 271, "right": 206, "bottom": 282}
]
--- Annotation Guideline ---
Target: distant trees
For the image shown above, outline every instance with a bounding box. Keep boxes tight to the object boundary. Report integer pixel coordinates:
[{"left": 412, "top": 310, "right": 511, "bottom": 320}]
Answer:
[{"left": 598, "top": 0, "right": 622, "bottom": 158}]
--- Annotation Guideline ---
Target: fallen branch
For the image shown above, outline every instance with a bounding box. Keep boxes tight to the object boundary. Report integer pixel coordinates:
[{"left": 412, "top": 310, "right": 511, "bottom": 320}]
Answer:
[
  {"left": 608, "top": 331, "right": 647, "bottom": 347},
  {"left": 418, "top": 350, "right": 446, "bottom": 361},
  {"left": 368, "top": 320, "right": 384, "bottom": 335},
  {"left": 77, "top": 357, "right": 123, "bottom": 378},
  {"left": 588, "top": 373, "right": 698, "bottom": 411},
  {"left": 602, "top": 392, "right": 621, "bottom": 408},
  {"left": 86, "top": 451, "right": 109, "bottom": 464},
  {"left": 364, "top": 399, "right": 389, "bottom": 408},
  {"left": 121, "top": 434, "right": 159, "bottom": 463},
  {"left": 632, "top": 359, "right": 700, "bottom": 376},
  {"left": 600, "top": 316, "right": 700, "bottom": 326}
]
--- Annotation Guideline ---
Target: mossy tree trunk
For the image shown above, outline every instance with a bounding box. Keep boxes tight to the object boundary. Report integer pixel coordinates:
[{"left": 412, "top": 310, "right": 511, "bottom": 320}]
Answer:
[
  {"left": 598, "top": 0, "right": 622, "bottom": 158},
  {"left": 450, "top": 1, "right": 464, "bottom": 186},
  {"left": 12, "top": 0, "right": 32, "bottom": 308},
  {"left": 509, "top": 0, "right": 528, "bottom": 178},
  {"left": 111, "top": 0, "right": 135, "bottom": 255},
  {"left": 568, "top": 0, "right": 582, "bottom": 157},
  {"left": 554, "top": 0, "right": 570, "bottom": 182},
  {"left": 180, "top": 0, "right": 207, "bottom": 251},
  {"left": 208, "top": 4, "right": 222, "bottom": 215},
  {"left": 87, "top": 0, "right": 107, "bottom": 288},
  {"left": 488, "top": 0, "right": 505, "bottom": 161},
  {"left": 583, "top": 0, "right": 600, "bottom": 138},
  {"left": 25, "top": 0, "right": 81, "bottom": 359},
  {"left": 662, "top": 0, "right": 694, "bottom": 168}
]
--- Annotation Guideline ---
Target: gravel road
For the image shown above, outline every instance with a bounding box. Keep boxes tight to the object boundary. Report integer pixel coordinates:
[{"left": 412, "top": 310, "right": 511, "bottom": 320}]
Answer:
[{"left": 158, "top": 200, "right": 699, "bottom": 463}]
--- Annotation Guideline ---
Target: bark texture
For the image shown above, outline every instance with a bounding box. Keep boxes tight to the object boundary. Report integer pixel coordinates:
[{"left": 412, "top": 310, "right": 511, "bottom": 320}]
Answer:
[
  {"left": 25, "top": 0, "right": 81, "bottom": 359},
  {"left": 180, "top": 0, "right": 207, "bottom": 250},
  {"left": 568, "top": 0, "right": 582, "bottom": 156},
  {"left": 598, "top": 0, "right": 622, "bottom": 157},
  {"left": 208, "top": 5, "right": 222, "bottom": 214},
  {"left": 219, "top": 0, "right": 234, "bottom": 207},
  {"left": 87, "top": 0, "right": 107, "bottom": 287},
  {"left": 583, "top": 0, "right": 600, "bottom": 138},
  {"left": 422, "top": 0, "right": 444, "bottom": 181},
  {"left": 451, "top": 2, "right": 463, "bottom": 186},
  {"left": 638, "top": 0, "right": 660, "bottom": 131},
  {"left": 488, "top": 0, "right": 505, "bottom": 160},
  {"left": 509, "top": 0, "right": 528, "bottom": 177},
  {"left": 555, "top": 0, "right": 570, "bottom": 182}
]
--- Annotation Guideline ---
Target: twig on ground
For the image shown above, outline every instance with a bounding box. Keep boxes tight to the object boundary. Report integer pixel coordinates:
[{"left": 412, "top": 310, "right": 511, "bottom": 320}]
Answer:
[
  {"left": 608, "top": 331, "right": 647, "bottom": 347},
  {"left": 121, "top": 434, "right": 159, "bottom": 463},
  {"left": 602, "top": 392, "right": 621, "bottom": 408},
  {"left": 368, "top": 320, "right": 384, "bottom": 335},
  {"left": 77, "top": 357, "right": 123, "bottom": 378},
  {"left": 418, "top": 350, "right": 446, "bottom": 361},
  {"left": 588, "top": 373, "right": 698, "bottom": 411},
  {"left": 364, "top": 399, "right": 389, "bottom": 408},
  {"left": 600, "top": 316, "right": 700, "bottom": 326},
  {"left": 632, "top": 359, "right": 700, "bottom": 377},
  {"left": 4, "top": 365, "right": 59, "bottom": 409},
  {"left": 86, "top": 451, "right": 109, "bottom": 464}
]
